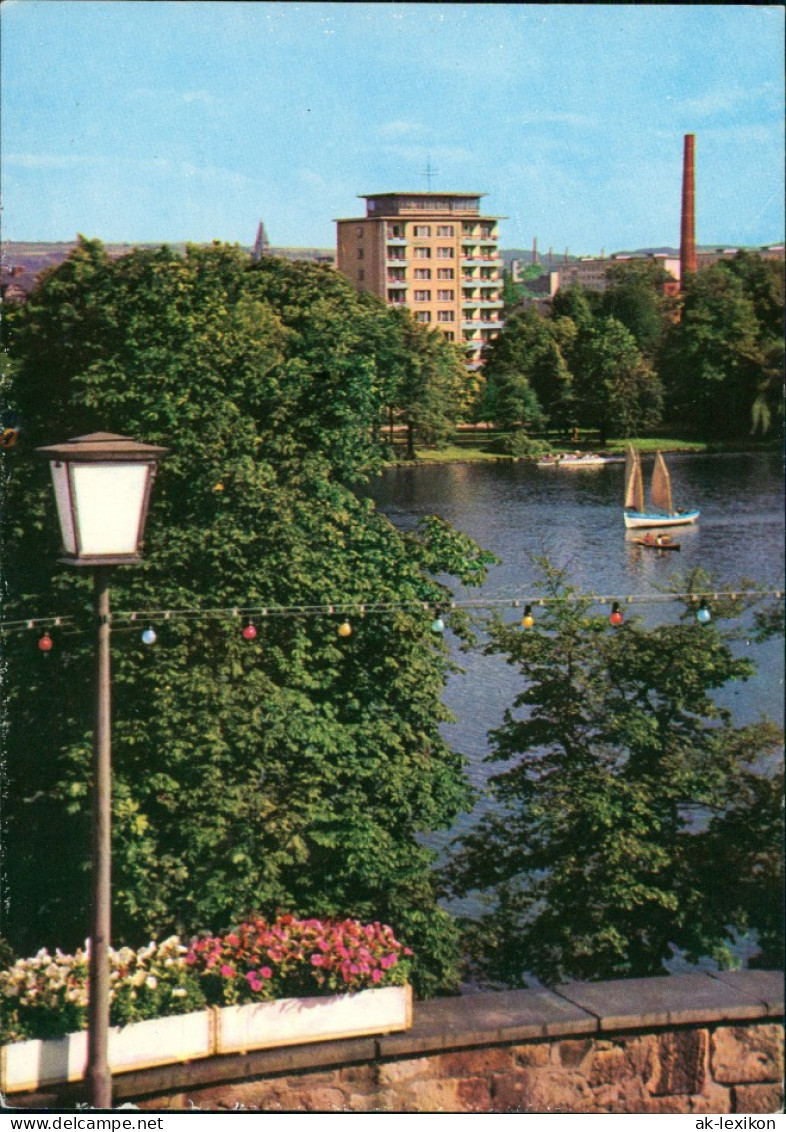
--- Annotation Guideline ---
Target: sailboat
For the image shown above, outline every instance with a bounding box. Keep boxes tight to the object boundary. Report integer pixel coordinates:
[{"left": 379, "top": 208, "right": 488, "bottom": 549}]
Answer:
[{"left": 623, "top": 446, "right": 700, "bottom": 529}]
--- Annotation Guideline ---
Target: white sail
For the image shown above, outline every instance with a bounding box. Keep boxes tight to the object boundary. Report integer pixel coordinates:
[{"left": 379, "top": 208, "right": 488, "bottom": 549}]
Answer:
[
  {"left": 624, "top": 446, "right": 644, "bottom": 512},
  {"left": 651, "top": 452, "right": 673, "bottom": 514}
]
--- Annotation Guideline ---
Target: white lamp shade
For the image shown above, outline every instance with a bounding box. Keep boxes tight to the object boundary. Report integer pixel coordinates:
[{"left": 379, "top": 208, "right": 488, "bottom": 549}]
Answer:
[
  {"left": 51, "top": 461, "right": 152, "bottom": 557},
  {"left": 37, "top": 432, "right": 168, "bottom": 566}
]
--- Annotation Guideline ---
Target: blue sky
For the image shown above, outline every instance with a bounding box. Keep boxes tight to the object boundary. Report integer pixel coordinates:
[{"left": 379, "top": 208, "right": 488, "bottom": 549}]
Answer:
[{"left": 2, "top": 1, "right": 783, "bottom": 253}]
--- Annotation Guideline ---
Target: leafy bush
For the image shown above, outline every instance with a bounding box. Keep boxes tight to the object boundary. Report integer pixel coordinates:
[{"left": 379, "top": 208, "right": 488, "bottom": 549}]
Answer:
[{"left": 486, "top": 430, "right": 550, "bottom": 458}]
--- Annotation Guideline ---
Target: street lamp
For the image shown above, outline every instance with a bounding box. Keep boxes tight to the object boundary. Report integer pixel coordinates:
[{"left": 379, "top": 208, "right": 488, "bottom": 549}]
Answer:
[{"left": 36, "top": 432, "right": 167, "bottom": 1109}]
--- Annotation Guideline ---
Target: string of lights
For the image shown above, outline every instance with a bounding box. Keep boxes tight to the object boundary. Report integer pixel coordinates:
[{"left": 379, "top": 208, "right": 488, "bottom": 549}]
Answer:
[{"left": 2, "top": 587, "right": 782, "bottom": 638}]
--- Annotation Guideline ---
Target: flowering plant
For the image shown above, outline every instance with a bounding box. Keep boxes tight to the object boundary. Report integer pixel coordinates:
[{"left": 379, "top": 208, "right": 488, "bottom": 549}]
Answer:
[
  {"left": 1, "top": 917, "right": 412, "bottom": 1044},
  {"left": 186, "top": 915, "right": 413, "bottom": 1005},
  {"left": 0, "top": 936, "right": 205, "bottom": 1043}
]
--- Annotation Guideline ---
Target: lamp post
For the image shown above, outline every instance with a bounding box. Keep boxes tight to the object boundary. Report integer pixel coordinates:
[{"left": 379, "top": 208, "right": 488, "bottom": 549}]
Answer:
[{"left": 36, "top": 432, "right": 167, "bottom": 1109}]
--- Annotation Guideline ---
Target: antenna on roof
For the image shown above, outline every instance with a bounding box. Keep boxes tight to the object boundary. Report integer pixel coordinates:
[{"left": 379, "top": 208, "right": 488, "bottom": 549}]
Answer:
[{"left": 421, "top": 158, "right": 439, "bottom": 191}]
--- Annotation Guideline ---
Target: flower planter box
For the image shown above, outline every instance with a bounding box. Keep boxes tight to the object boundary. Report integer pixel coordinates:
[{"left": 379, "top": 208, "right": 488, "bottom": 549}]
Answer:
[
  {"left": 1, "top": 1008, "right": 213, "bottom": 1094},
  {"left": 214, "top": 984, "right": 412, "bottom": 1055},
  {"left": 1, "top": 985, "right": 412, "bottom": 1094}
]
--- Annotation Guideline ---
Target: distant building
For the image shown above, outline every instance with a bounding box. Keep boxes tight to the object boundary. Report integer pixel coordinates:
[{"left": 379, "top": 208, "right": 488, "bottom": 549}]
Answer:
[
  {"left": 554, "top": 252, "right": 682, "bottom": 293},
  {"left": 335, "top": 192, "right": 504, "bottom": 369},
  {"left": 696, "top": 245, "right": 784, "bottom": 269}
]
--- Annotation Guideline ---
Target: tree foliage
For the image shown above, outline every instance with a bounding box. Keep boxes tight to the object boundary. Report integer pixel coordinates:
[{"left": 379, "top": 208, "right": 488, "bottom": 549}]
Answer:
[
  {"left": 1, "top": 240, "right": 496, "bottom": 994},
  {"left": 659, "top": 254, "right": 784, "bottom": 439},
  {"left": 444, "top": 561, "right": 783, "bottom": 985},
  {"left": 482, "top": 252, "right": 782, "bottom": 441}
]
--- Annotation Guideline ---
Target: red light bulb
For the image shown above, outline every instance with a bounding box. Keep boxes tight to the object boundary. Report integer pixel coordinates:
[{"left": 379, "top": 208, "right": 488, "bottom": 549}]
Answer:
[
  {"left": 38, "top": 632, "right": 53, "bottom": 652},
  {"left": 609, "top": 604, "right": 624, "bottom": 627},
  {"left": 241, "top": 622, "right": 257, "bottom": 641}
]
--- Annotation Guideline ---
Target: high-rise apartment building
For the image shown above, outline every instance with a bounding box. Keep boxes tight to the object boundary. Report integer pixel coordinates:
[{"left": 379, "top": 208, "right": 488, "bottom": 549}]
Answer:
[{"left": 335, "top": 192, "right": 504, "bottom": 369}]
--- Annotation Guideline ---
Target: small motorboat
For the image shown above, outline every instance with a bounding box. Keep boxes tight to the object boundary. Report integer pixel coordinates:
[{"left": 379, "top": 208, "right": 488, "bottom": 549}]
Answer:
[{"left": 632, "top": 533, "right": 681, "bottom": 551}]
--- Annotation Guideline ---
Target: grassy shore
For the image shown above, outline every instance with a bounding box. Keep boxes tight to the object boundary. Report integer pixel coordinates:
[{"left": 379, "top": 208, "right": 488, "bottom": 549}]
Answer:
[{"left": 395, "top": 435, "right": 779, "bottom": 465}]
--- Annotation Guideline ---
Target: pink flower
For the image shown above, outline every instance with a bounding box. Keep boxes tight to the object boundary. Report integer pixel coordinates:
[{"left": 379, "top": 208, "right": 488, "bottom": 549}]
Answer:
[
  {"left": 220, "top": 964, "right": 235, "bottom": 978},
  {"left": 372, "top": 969, "right": 383, "bottom": 984},
  {"left": 310, "top": 954, "right": 324, "bottom": 967},
  {"left": 380, "top": 954, "right": 397, "bottom": 970},
  {"left": 246, "top": 973, "right": 263, "bottom": 992},
  {"left": 259, "top": 966, "right": 272, "bottom": 979}
]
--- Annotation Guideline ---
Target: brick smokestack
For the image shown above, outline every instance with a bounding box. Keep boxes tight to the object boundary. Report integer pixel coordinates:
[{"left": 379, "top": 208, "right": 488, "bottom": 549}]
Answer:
[{"left": 680, "top": 134, "right": 697, "bottom": 283}]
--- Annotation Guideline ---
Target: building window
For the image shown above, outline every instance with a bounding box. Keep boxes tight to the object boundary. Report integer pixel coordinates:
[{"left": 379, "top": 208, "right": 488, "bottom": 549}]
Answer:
[
  {"left": 437, "top": 310, "right": 455, "bottom": 322},
  {"left": 437, "top": 225, "right": 454, "bottom": 237},
  {"left": 357, "top": 248, "right": 364, "bottom": 260},
  {"left": 415, "top": 311, "right": 431, "bottom": 323},
  {"left": 436, "top": 247, "right": 454, "bottom": 259},
  {"left": 414, "top": 290, "right": 431, "bottom": 301},
  {"left": 443, "top": 331, "right": 455, "bottom": 341},
  {"left": 413, "top": 225, "right": 431, "bottom": 237},
  {"left": 388, "top": 268, "right": 406, "bottom": 281},
  {"left": 413, "top": 247, "right": 431, "bottom": 259},
  {"left": 358, "top": 270, "right": 365, "bottom": 281},
  {"left": 387, "top": 290, "right": 407, "bottom": 303},
  {"left": 437, "top": 268, "right": 455, "bottom": 279},
  {"left": 437, "top": 290, "right": 454, "bottom": 301},
  {"left": 356, "top": 226, "right": 364, "bottom": 237},
  {"left": 414, "top": 268, "right": 431, "bottom": 280}
]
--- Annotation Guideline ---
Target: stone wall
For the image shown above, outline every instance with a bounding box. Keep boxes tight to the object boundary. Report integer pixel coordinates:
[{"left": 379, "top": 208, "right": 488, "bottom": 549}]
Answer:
[{"left": 14, "top": 970, "right": 784, "bottom": 1114}]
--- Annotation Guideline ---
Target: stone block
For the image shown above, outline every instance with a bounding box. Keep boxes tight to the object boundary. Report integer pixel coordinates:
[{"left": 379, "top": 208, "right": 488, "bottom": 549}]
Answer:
[
  {"left": 645, "top": 1029, "right": 708, "bottom": 1095},
  {"left": 438, "top": 1047, "right": 515, "bottom": 1076},
  {"left": 511, "top": 1042, "right": 551, "bottom": 1067},
  {"left": 378, "top": 986, "right": 595, "bottom": 1058},
  {"left": 686, "top": 1082, "right": 732, "bottom": 1114},
  {"left": 376, "top": 1055, "right": 434, "bottom": 1085},
  {"left": 710, "top": 970, "right": 784, "bottom": 1017},
  {"left": 556, "top": 973, "right": 767, "bottom": 1032},
  {"left": 733, "top": 1083, "right": 784, "bottom": 1113},
  {"left": 586, "top": 1043, "right": 635, "bottom": 1088},
  {"left": 392, "top": 1076, "right": 469, "bottom": 1113},
  {"left": 712, "top": 1024, "right": 784, "bottom": 1084},
  {"left": 558, "top": 1038, "right": 594, "bottom": 1068},
  {"left": 494, "top": 1068, "right": 594, "bottom": 1113},
  {"left": 456, "top": 1076, "right": 494, "bottom": 1111}
]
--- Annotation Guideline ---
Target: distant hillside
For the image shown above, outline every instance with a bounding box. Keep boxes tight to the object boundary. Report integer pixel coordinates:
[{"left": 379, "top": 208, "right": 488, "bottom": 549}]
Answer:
[{"left": 1, "top": 241, "right": 335, "bottom": 293}]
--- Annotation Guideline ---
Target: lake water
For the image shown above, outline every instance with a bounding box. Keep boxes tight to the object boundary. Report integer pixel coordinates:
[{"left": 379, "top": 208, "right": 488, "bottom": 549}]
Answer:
[{"left": 360, "top": 453, "right": 785, "bottom": 858}]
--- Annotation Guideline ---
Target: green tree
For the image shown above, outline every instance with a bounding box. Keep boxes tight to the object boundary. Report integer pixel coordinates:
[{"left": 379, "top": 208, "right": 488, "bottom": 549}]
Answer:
[
  {"left": 549, "top": 282, "right": 597, "bottom": 328},
  {"left": 444, "top": 562, "right": 782, "bottom": 985},
  {"left": 480, "top": 308, "right": 566, "bottom": 430},
  {"left": 387, "top": 309, "right": 468, "bottom": 459},
  {"left": 571, "top": 316, "right": 662, "bottom": 441},
  {"left": 1, "top": 241, "right": 496, "bottom": 994},
  {"left": 659, "top": 256, "right": 782, "bottom": 439},
  {"left": 601, "top": 259, "right": 673, "bottom": 358}
]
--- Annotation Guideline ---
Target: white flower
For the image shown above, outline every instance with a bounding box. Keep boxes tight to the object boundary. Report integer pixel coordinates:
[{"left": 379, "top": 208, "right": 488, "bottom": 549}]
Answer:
[{"left": 145, "top": 976, "right": 158, "bottom": 990}]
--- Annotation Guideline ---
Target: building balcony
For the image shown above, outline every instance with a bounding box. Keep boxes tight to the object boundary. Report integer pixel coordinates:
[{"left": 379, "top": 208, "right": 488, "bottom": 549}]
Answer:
[
  {"left": 462, "top": 319, "right": 502, "bottom": 330},
  {"left": 386, "top": 257, "right": 408, "bottom": 266},
  {"left": 461, "top": 256, "right": 502, "bottom": 267}
]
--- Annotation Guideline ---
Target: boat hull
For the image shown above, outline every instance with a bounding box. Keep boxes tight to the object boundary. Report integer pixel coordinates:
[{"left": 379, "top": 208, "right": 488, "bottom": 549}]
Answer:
[
  {"left": 624, "top": 510, "right": 700, "bottom": 529},
  {"left": 632, "top": 537, "right": 680, "bottom": 551}
]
